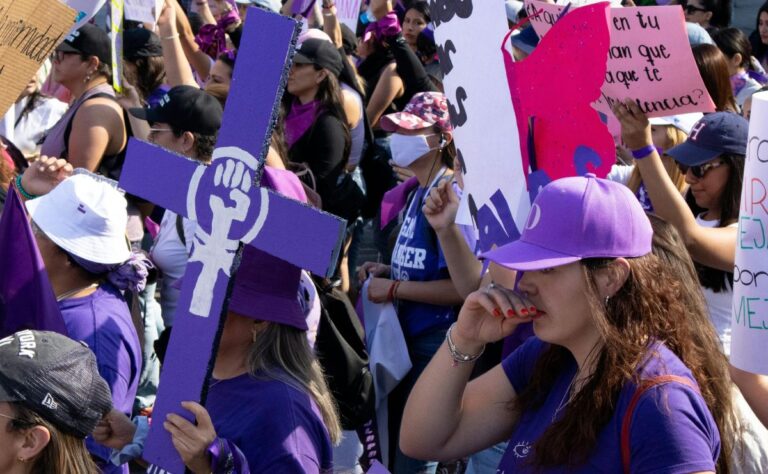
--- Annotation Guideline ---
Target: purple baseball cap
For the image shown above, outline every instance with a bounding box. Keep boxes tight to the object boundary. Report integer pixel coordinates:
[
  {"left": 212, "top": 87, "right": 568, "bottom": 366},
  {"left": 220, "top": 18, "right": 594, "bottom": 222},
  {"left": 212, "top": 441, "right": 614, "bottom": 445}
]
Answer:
[{"left": 482, "top": 174, "right": 652, "bottom": 271}]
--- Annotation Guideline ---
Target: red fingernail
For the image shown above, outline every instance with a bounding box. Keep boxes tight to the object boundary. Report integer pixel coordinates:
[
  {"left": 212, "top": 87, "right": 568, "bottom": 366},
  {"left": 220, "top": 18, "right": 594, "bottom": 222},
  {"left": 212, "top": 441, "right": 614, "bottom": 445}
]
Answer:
[
  {"left": 507, "top": 309, "right": 516, "bottom": 317},
  {"left": 493, "top": 308, "right": 502, "bottom": 317},
  {"left": 520, "top": 308, "right": 529, "bottom": 315},
  {"left": 530, "top": 306, "right": 537, "bottom": 313}
]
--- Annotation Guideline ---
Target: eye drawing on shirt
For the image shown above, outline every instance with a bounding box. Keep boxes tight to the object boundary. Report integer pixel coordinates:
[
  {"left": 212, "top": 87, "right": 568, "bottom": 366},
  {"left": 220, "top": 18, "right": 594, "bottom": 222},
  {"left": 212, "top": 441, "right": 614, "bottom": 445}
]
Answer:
[{"left": 513, "top": 441, "right": 532, "bottom": 458}]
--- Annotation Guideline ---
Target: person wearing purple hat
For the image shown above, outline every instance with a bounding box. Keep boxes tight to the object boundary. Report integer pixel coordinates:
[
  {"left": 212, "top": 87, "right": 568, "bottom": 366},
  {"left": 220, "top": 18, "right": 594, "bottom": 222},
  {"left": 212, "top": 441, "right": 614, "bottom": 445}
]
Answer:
[
  {"left": 399, "top": 174, "right": 733, "bottom": 472},
  {"left": 94, "top": 170, "right": 340, "bottom": 473}
]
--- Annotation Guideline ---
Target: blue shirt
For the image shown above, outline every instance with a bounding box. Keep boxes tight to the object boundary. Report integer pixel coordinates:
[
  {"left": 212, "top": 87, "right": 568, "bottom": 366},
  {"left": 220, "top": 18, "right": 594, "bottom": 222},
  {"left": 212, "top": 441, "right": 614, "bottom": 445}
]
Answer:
[
  {"left": 390, "top": 179, "right": 456, "bottom": 337},
  {"left": 497, "top": 337, "right": 720, "bottom": 473}
]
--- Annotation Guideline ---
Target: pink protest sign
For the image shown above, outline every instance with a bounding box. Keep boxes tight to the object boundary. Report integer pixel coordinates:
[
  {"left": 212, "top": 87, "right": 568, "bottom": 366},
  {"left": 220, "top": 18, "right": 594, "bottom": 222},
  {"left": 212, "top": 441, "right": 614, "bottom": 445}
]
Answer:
[
  {"left": 526, "top": 1, "right": 716, "bottom": 118},
  {"left": 503, "top": 2, "right": 614, "bottom": 182}
]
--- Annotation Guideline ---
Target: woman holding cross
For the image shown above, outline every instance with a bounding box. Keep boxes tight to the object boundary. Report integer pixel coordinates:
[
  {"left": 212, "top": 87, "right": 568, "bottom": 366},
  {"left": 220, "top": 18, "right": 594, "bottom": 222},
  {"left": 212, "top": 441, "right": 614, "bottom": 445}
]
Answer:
[{"left": 93, "top": 170, "right": 340, "bottom": 474}]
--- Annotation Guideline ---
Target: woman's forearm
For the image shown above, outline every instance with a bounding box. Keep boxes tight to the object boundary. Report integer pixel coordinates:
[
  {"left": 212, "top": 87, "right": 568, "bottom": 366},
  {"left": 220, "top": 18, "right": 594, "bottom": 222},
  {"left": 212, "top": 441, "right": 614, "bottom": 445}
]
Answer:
[
  {"left": 159, "top": 21, "right": 198, "bottom": 87},
  {"left": 400, "top": 338, "right": 478, "bottom": 460},
  {"left": 436, "top": 224, "right": 482, "bottom": 298},
  {"left": 396, "top": 278, "right": 465, "bottom": 306}
]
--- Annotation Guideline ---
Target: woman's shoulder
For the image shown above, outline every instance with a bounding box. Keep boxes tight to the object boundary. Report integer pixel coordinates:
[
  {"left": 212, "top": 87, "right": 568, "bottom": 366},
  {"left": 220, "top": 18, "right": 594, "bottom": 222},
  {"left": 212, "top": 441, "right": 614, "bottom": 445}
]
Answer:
[
  {"left": 636, "top": 341, "right": 697, "bottom": 382},
  {"left": 223, "top": 374, "right": 322, "bottom": 417}
]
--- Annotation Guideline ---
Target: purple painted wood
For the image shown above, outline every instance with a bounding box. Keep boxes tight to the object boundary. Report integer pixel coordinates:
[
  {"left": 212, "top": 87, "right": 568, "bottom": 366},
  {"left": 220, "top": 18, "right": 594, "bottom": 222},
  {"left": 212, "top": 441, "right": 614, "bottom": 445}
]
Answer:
[{"left": 118, "top": 8, "right": 345, "bottom": 473}]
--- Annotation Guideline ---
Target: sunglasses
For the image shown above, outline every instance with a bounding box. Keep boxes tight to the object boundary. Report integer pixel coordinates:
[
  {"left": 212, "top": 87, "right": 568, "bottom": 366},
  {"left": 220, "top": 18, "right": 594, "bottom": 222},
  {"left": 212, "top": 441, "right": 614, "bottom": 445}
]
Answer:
[
  {"left": 684, "top": 4, "right": 709, "bottom": 13},
  {"left": 677, "top": 159, "right": 726, "bottom": 178},
  {"left": 53, "top": 50, "right": 79, "bottom": 62}
]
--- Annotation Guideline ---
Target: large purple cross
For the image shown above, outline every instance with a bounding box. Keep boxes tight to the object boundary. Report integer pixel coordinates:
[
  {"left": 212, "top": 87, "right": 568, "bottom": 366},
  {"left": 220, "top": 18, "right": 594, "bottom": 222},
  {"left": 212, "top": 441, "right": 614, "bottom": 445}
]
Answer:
[{"left": 118, "top": 8, "right": 346, "bottom": 473}]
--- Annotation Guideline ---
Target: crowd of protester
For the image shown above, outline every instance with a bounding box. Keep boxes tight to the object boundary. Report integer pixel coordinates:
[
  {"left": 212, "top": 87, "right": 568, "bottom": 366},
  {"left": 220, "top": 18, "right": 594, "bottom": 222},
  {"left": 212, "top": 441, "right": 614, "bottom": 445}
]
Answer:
[{"left": 1, "top": 0, "right": 768, "bottom": 472}]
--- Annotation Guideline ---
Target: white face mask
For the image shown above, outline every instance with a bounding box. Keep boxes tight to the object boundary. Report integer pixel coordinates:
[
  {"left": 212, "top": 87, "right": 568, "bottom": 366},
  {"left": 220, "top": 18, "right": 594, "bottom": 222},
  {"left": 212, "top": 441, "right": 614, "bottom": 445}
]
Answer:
[{"left": 390, "top": 133, "right": 435, "bottom": 168}]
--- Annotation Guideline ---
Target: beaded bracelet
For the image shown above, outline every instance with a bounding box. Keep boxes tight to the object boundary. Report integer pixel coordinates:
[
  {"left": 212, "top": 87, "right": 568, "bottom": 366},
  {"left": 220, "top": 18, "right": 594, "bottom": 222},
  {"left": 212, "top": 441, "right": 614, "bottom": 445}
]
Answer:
[
  {"left": 15, "top": 174, "right": 37, "bottom": 200},
  {"left": 446, "top": 323, "right": 485, "bottom": 367}
]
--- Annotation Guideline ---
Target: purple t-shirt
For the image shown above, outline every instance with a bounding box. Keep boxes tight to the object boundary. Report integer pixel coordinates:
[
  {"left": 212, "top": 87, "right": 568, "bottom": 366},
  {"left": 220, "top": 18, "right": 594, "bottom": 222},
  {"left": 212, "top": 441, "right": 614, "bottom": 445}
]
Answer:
[
  {"left": 497, "top": 337, "right": 720, "bottom": 473},
  {"left": 58, "top": 283, "right": 141, "bottom": 474},
  {"left": 205, "top": 372, "right": 334, "bottom": 473}
]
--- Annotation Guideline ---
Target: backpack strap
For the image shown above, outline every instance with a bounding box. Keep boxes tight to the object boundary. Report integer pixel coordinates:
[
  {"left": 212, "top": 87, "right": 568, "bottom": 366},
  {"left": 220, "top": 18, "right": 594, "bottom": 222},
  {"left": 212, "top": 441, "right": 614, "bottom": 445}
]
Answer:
[
  {"left": 621, "top": 375, "right": 697, "bottom": 474},
  {"left": 176, "top": 214, "right": 186, "bottom": 247},
  {"left": 62, "top": 92, "right": 116, "bottom": 159}
]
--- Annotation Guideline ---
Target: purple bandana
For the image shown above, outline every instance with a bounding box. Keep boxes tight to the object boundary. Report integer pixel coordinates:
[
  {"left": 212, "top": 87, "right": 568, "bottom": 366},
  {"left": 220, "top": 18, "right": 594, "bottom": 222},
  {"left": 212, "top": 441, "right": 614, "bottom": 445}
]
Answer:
[
  {"left": 379, "top": 176, "right": 419, "bottom": 229},
  {"left": 285, "top": 99, "right": 321, "bottom": 148},
  {"left": 195, "top": 9, "right": 240, "bottom": 60},
  {"left": 731, "top": 71, "right": 750, "bottom": 98}
]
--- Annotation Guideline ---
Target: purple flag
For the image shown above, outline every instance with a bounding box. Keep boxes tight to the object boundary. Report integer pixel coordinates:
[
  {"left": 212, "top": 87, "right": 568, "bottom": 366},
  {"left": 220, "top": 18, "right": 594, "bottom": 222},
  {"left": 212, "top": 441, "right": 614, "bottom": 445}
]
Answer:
[{"left": 0, "top": 188, "right": 67, "bottom": 338}]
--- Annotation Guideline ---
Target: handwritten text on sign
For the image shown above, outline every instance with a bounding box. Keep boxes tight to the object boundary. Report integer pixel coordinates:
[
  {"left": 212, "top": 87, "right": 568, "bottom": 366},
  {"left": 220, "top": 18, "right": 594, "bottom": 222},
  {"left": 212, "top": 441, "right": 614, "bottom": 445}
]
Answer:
[
  {"left": 0, "top": 0, "right": 75, "bottom": 117},
  {"left": 732, "top": 90, "right": 768, "bottom": 375},
  {"left": 526, "top": 1, "right": 714, "bottom": 118},
  {"left": 432, "top": 0, "right": 526, "bottom": 252}
]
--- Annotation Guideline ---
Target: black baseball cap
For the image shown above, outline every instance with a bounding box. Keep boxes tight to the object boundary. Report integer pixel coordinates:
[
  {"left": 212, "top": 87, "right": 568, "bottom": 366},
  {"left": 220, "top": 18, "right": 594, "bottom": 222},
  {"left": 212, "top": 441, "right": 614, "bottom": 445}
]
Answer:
[
  {"left": 56, "top": 24, "right": 112, "bottom": 65},
  {"left": 123, "top": 28, "right": 163, "bottom": 61},
  {"left": 340, "top": 24, "right": 357, "bottom": 56},
  {"left": 0, "top": 330, "right": 112, "bottom": 438},
  {"left": 129, "top": 85, "right": 223, "bottom": 135},
  {"left": 667, "top": 112, "right": 749, "bottom": 166},
  {"left": 294, "top": 39, "right": 343, "bottom": 76}
]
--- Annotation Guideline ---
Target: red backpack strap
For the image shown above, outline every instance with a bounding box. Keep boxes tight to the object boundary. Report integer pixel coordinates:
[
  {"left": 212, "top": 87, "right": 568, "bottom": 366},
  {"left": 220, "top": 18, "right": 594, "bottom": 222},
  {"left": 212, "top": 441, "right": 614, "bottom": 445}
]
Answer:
[{"left": 620, "top": 375, "right": 696, "bottom": 474}]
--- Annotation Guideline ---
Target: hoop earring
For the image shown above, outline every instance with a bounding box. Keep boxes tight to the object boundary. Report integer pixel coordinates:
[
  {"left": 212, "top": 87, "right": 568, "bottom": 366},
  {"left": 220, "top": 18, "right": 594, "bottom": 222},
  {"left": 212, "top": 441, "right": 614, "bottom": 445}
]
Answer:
[
  {"left": 84, "top": 73, "right": 92, "bottom": 83},
  {"left": 604, "top": 295, "right": 610, "bottom": 307}
]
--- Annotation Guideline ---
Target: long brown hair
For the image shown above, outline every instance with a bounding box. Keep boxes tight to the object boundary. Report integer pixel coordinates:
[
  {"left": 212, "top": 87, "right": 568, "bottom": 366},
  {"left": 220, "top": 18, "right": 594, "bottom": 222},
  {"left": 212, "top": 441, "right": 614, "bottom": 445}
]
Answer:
[
  {"left": 684, "top": 153, "right": 744, "bottom": 292},
  {"left": 126, "top": 56, "right": 165, "bottom": 103},
  {"left": 693, "top": 44, "right": 738, "bottom": 113},
  {"left": 248, "top": 323, "right": 342, "bottom": 444},
  {"left": 646, "top": 214, "right": 739, "bottom": 471},
  {"left": 312, "top": 67, "right": 351, "bottom": 168},
  {"left": 515, "top": 253, "right": 734, "bottom": 472},
  {"left": 7, "top": 403, "right": 100, "bottom": 474}
]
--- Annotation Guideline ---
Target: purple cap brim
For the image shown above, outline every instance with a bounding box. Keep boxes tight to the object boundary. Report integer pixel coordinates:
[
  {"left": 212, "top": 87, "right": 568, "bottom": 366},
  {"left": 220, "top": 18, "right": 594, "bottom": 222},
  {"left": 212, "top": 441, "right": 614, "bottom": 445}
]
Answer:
[
  {"left": 481, "top": 240, "right": 581, "bottom": 271},
  {"left": 666, "top": 140, "right": 721, "bottom": 167},
  {"left": 228, "top": 290, "right": 308, "bottom": 330}
]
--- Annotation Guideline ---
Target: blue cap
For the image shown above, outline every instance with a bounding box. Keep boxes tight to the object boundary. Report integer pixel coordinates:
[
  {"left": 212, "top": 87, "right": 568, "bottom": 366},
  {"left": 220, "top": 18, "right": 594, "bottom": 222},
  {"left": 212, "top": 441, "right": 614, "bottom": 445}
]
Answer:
[{"left": 667, "top": 112, "right": 748, "bottom": 166}]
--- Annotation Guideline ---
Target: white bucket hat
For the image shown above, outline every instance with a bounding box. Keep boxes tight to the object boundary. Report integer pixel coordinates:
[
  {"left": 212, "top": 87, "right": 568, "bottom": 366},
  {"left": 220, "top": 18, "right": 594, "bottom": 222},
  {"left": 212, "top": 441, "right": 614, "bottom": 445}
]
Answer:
[{"left": 26, "top": 174, "right": 130, "bottom": 265}]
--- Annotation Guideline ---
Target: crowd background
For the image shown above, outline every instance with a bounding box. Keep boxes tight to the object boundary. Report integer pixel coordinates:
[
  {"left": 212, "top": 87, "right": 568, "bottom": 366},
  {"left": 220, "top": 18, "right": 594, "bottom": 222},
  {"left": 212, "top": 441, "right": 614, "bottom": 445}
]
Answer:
[{"left": 1, "top": 0, "right": 768, "bottom": 473}]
